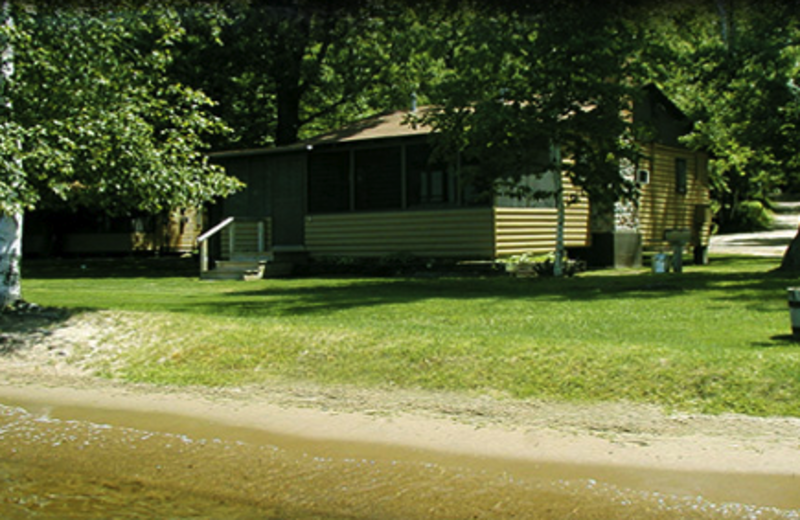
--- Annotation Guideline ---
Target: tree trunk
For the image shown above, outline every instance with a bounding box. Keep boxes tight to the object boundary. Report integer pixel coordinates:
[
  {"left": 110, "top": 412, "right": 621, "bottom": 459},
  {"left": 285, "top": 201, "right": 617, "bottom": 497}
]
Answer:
[
  {"left": 779, "top": 229, "right": 800, "bottom": 271},
  {"left": 551, "top": 142, "right": 565, "bottom": 277},
  {"left": 275, "top": 86, "right": 302, "bottom": 146},
  {"left": 0, "top": 212, "right": 23, "bottom": 308}
]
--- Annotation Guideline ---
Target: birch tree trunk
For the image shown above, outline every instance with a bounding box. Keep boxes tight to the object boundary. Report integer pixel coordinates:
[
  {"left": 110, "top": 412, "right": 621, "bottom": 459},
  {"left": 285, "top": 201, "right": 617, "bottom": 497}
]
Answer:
[
  {"left": 551, "top": 142, "right": 565, "bottom": 277},
  {"left": 0, "top": 3, "right": 20, "bottom": 308},
  {"left": 0, "top": 212, "right": 22, "bottom": 307}
]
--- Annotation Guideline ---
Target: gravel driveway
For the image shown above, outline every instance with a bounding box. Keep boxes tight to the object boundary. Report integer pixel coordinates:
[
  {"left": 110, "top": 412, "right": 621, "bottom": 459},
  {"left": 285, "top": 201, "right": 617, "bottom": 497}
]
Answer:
[{"left": 709, "top": 202, "right": 799, "bottom": 257}]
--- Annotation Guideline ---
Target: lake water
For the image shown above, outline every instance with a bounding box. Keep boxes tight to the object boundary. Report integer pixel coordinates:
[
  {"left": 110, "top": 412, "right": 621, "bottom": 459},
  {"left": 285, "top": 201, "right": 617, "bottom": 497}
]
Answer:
[{"left": 1, "top": 400, "right": 798, "bottom": 519}]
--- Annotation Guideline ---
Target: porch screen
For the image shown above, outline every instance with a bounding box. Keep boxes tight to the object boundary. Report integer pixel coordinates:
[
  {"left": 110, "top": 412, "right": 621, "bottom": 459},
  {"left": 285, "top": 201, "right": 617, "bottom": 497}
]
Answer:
[
  {"left": 355, "top": 147, "right": 402, "bottom": 211},
  {"left": 406, "top": 143, "right": 454, "bottom": 207},
  {"left": 308, "top": 151, "right": 350, "bottom": 213}
]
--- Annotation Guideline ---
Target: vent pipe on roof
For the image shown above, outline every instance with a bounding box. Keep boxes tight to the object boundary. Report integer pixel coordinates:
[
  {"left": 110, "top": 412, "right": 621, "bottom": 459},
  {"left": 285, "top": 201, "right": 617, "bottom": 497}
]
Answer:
[{"left": 410, "top": 92, "right": 417, "bottom": 113}]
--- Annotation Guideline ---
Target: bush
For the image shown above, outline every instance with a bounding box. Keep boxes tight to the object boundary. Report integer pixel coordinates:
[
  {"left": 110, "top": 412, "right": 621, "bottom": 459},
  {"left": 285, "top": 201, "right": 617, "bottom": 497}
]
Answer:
[
  {"left": 501, "top": 252, "right": 587, "bottom": 277},
  {"left": 719, "top": 200, "right": 773, "bottom": 233}
]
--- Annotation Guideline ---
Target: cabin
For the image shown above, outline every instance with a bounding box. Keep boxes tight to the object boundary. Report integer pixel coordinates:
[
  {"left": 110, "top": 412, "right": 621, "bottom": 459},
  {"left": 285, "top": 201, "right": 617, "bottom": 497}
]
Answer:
[
  {"left": 22, "top": 208, "right": 203, "bottom": 257},
  {"left": 205, "top": 85, "right": 711, "bottom": 278}
]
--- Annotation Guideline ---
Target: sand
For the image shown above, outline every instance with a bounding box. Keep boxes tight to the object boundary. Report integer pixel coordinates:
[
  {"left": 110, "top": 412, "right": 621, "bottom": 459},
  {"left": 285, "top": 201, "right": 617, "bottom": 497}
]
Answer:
[{"left": 1, "top": 309, "right": 799, "bottom": 482}]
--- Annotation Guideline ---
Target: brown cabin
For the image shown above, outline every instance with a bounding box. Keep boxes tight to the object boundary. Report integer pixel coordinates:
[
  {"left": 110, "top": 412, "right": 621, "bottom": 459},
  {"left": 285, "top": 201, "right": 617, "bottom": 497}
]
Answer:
[{"left": 203, "top": 85, "right": 709, "bottom": 277}]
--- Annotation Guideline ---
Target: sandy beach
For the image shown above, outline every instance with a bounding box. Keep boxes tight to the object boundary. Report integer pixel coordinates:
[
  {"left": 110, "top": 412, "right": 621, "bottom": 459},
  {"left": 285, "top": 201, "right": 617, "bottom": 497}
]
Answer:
[{"left": 1, "top": 310, "right": 800, "bottom": 516}]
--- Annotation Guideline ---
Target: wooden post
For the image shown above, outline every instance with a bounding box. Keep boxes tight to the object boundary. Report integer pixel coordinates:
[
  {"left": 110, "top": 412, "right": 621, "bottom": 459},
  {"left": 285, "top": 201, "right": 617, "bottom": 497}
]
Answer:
[
  {"left": 257, "top": 220, "right": 265, "bottom": 253},
  {"left": 200, "top": 239, "right": 209, "bottom": 274},
  {"left": 228, "top": 221, "right": 235, "bottom": 259},
  {"left": 551, "top": 142, "right": 565, "bottom": 277}
]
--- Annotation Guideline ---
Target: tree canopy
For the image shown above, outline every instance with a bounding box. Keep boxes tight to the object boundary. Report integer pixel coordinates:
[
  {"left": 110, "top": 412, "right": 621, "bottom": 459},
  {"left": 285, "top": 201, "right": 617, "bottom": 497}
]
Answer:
[
  {"left": 643, "top": 0, "right": 800, "bottom": 231},
  {"left": 170, "top": 1, "right": 427, "bottom": 148},
  {"left": 0, "top": 2, "right": 242, "bottom": 218},
  {"left": 415, "top": 0, "right": 645, "bottom": 209},
  {"left": 3, "top": 0, "right": 800, "bottom": 252}
]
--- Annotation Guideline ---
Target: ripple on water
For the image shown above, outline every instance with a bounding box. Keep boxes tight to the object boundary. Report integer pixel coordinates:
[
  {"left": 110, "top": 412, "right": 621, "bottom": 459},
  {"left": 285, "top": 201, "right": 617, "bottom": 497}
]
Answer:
[{"left": 0, "top": 403, "right": 798, "bottom": 520}]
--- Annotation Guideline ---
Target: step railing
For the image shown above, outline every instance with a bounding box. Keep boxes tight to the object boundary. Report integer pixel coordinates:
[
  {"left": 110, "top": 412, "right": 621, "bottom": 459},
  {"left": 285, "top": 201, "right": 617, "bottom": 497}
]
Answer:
[{"left": 197, "top": 217, "right": 270, "bottom": 275}]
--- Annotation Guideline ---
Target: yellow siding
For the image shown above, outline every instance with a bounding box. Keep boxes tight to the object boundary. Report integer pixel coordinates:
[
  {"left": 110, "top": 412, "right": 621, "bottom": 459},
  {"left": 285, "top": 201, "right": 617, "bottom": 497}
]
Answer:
[
  {"left": 305, "top": 208, "right": 495, "bottom": 258},
  {"left": 564, "top": 176, "right": 592, "bottom": 246},
  {"left": 162, "top": 208, "right": 203, "bottom": 253},
  {"left": 494, "top": 205, "right": 590, "bottom": 257},
  {"left": 639, "top": 143, "right": 710, "bottom": 248},
  {"left": 494, "top": 173, "right": 591, "bottom": 257}
]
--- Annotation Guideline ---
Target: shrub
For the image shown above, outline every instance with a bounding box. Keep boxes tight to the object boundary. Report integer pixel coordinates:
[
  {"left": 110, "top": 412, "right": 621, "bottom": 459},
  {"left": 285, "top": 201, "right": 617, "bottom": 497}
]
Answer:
[
  {"left": 719, "top": 200, "right": 773, "bottom": 233},
  {"left": 501, "top": 252, "right": 587, "bottom": 277}
]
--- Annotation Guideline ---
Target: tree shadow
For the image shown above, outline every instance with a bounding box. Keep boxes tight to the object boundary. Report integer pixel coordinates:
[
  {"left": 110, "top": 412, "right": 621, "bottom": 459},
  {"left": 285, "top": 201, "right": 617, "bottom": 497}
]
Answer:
[
  {"left": 24, "top": 256, "right": 198, "bottom": 280},
  {"left": 751, "top": 334, "right": 799, "bottom": 348},
  {"left": 0, "top": 306, "right": 79, "bottom": 357},
  {"left": 182, "top": 256, "right": 797, "bottom": 318},
  {"left": 23, "top": 255, "right": 798, "bottom": 320}
]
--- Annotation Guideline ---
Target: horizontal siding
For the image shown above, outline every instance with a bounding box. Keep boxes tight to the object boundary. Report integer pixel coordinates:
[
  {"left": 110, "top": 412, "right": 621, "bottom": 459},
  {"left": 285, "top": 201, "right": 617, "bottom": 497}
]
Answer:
[
  {"left": 563, "top": 176, "right": 592, "bottom": 247},
  {"left": 162, "top": 208, "right": 203, "bottom": 253},
  {"left": 494, "top": 206, "right": 591, "bottom": 257},
  {"left": 494, "top": 174, "right": 591, "bottom": 257},
  {"left": 305, "top": 208, "right": 495, "bottom": 258},
  {"left": 639, "top": 144, "right": 710, "bottom": 248}
]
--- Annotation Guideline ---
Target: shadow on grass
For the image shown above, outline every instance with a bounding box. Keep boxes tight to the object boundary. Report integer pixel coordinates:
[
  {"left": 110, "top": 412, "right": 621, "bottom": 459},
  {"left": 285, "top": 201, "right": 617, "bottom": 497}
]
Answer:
[
  {"left": 184, "top": 255, "right": 796, "bottom": 318},
  {"left": 751, "top": 334, "right": 800, "bottom": 348},
  {"left": 24, "top": 255, "right": 799, "bottom": 319},
  {"left": 23, "top": 256, "right": 198, "bottom": 280}
]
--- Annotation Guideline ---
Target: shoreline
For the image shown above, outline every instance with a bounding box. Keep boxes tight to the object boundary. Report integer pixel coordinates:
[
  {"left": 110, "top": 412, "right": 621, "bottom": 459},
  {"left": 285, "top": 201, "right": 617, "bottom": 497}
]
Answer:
[
  {"left": 2, "top": 373, "right": 800, "bottom": 477},
  {"left": 2, "top": 307, "right": 800, "bottom": 513},
  {"left": 2, "top": 377, "right": 800, "bottom": 511}
]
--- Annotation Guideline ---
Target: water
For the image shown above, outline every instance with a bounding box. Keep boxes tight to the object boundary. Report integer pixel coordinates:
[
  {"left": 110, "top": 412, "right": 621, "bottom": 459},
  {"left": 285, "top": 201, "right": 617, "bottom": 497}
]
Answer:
[{"left": 0, "top": 400, "right": 798, "bottom": 519}]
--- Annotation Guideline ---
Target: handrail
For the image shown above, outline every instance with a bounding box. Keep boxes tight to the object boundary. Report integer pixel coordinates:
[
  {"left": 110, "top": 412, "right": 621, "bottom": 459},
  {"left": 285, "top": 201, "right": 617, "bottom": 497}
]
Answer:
[
  {"left": 198, "top": 216, "right": 271, "bottom": 277},
  {"left": 197, "top": 216, "right": 235, "bottom": 244},
  {"left": 198, "top": 216, "right": 235, "bottom": 275}
]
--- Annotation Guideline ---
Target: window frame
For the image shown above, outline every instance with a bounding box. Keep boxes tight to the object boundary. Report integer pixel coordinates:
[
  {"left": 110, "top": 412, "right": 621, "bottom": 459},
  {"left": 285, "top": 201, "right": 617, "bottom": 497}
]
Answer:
[{"left": 675, "top": 157, "right": 688, "bottom": 195}]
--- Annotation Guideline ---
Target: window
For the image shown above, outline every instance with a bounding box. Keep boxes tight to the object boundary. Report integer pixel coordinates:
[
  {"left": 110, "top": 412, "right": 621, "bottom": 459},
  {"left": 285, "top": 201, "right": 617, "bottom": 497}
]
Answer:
[
  {"left": 308, "top": 151, "right": 350, "bottom": 213},
  {"left": 495, "top": 172, "right": 557, "bottom": 209},
  {"left": 675, "top": 158, "right": 688, "bottom": 195},
  {"left": 406, "top": 144, "right": 455, "bottom": 207},
  {"left": 355, "top": 146, "right": 402, "bottom": 211}
]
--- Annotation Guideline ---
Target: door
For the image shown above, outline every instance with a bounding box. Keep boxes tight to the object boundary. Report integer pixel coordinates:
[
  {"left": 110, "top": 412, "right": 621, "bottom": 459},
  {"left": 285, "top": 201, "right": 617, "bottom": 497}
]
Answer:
[{"left": 270, "top": 153, "right": 306, "bottom": 248}]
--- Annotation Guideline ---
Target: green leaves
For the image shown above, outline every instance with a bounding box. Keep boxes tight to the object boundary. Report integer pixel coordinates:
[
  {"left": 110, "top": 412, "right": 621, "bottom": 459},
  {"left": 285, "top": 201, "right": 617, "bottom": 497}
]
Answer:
[
  {"left": 417, "top": 2, "right": 642, "bottom": 206},
  {"left": 1, "top": 3, "right": 241, "bottom": 216},
  {"left": 644, "top": 1, "right": 800, "bottom": 229}
]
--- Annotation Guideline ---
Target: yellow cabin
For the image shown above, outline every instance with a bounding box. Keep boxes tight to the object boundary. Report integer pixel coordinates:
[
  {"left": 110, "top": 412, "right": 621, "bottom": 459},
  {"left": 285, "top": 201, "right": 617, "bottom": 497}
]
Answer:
[{"left": 200, "top": 85, "right": 710, "bottom": 275}]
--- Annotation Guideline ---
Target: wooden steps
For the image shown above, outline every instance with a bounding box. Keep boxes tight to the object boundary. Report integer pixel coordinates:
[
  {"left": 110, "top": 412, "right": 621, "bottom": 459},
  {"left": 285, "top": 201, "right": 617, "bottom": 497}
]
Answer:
[
  {"left": 200, "top": 253, "right": 299, "bottom": 281},
  {"left": 201, "top": 259, "right": 266, "bottom": 281}
]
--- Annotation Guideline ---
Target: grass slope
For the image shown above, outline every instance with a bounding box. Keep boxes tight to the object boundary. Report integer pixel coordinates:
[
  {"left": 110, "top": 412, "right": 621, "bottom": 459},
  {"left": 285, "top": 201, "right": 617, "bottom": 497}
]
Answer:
[{"left": 21, "top": 255, "right": 800, "bottom": 417}]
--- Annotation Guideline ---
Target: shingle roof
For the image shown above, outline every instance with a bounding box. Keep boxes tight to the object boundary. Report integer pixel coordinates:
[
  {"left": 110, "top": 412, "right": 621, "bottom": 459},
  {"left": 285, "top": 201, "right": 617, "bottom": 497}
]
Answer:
[{"left": 209, "top": 108, "right": 431, "bottom": 159}]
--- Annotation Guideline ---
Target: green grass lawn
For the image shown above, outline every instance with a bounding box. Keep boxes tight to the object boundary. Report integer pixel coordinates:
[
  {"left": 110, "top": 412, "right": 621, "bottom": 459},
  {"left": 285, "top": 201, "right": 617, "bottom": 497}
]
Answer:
[{"left": 19, "top": 255, "right": 800, "bottom": 417}]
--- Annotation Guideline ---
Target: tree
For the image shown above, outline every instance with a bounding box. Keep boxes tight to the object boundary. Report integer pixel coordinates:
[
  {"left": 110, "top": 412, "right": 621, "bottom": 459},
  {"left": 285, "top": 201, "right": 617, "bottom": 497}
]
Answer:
[
  {"left": 0, "top": 3, "right": 242, "bottom": 307},
  {"left": 171, "top": 1, "right": 425, "bottom": 148},
  {"left": 643, "top": 0, "right": 800, "bottom": 231},
  {"left": 637, "top": 0, "right": 800, "bottom": 269},
  {"left": 415, "top": 0, "right": 643, "bottom": 275}
]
